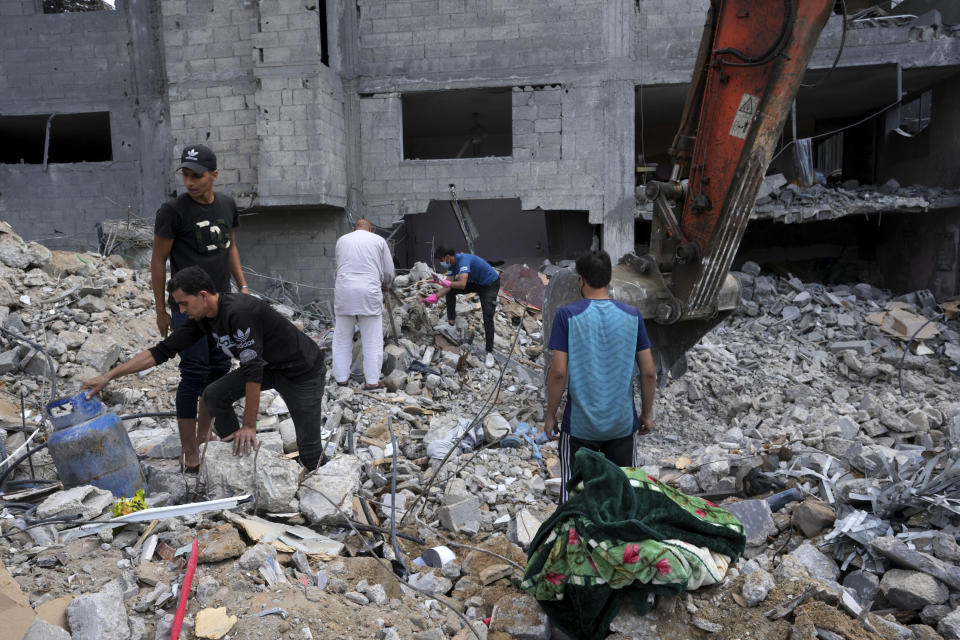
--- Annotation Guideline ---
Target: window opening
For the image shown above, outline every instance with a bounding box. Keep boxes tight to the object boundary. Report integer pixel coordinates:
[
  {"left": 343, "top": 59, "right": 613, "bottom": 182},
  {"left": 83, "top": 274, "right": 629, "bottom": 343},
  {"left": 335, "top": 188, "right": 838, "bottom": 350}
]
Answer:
[
  {"left": 895, "top": 90, "right": 932, "bottom": 137},
  {"left": 0, "top": 112, "right": 112, "bottom": 164},
  {"left": 402, "top": 88, "right": 512, "bottom": 160},
  {"left": 319, "top": 0, "right": 329, "bottom": 66},
  {"left": 43, "top": 0, "right": 115, "bottom": 13}
]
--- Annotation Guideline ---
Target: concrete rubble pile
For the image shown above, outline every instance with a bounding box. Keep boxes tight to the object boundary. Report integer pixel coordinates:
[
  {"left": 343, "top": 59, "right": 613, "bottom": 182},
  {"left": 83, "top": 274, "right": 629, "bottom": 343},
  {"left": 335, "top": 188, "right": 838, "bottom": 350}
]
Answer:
[
  {"left": 637, "top": 175, "right": 960, "bottom": 224},
  {"left": 2, "top": 216, "right": 960, "bottom": 639}
]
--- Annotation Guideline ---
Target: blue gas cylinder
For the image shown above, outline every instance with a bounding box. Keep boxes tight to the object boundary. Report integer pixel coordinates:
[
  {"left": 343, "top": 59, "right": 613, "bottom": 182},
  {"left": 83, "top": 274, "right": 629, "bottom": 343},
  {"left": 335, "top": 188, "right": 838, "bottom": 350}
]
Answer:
[{"left": 45, "top": 392, "right": 146, "bottom": 498}]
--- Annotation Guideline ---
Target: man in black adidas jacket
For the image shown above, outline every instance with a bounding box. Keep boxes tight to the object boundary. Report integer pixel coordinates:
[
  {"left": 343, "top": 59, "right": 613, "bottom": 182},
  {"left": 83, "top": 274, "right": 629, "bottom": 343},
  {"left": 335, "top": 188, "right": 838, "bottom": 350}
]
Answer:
[{"left": 82, "top": 266, "right": 326, "bottom": 470}]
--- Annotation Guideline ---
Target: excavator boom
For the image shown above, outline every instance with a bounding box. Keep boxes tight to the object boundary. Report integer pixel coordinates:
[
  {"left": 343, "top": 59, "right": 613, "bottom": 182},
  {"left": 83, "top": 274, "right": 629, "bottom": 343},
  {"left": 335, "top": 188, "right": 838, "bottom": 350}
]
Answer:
[{"left": 544, "top": 0, "right": 835, "bottom": 379}]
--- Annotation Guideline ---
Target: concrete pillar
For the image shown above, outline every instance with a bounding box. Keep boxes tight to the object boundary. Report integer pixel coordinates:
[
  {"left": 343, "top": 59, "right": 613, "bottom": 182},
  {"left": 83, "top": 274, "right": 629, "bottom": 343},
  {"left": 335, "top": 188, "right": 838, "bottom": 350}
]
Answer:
[
  {"left": 600, "top": 0, "right": 636, "bottom": 262},
  {"left": 600, "top": 78, "right": 636, "bottom": 263},
  {"left": 126, "top": 0, "right": 172, "bottom": 217}
]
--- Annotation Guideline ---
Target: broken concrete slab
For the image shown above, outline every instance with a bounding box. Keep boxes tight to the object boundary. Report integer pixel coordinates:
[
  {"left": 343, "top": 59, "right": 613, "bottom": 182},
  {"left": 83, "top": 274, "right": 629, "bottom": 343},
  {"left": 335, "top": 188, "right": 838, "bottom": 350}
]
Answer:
[
  {"left": 66, "top": 588, "right": 129, "bottom": 640},
  {"left": 35, "top": 485, "right": 114, "bottom": 521},
  {"left": 724, "top": 499, "right": 777, "bottom": 548},
  {"left": 788, "top": 542, "right": 840, "bottom": 582},
  {"left": 197, "top": 524, "right": 247, "bottom": 564},
  {"left": 195, "top": 606, "right": 237, "bottom": 639},
  {"left": 76, "top": 295, "right": 106, "bottom": 314},
  {"left": 870, "top": 536, "right": 960, "bottom": 591},
  {"left": 201, "top": 441, "right": 299, "bottom": 513},
  {"left": 792, "top": 498, "right": 836, "bottom": 538},
  {"left": 22, "top": 618, "right": 71, "bottom": 640},
  {"left": 0, "top": 349, "right": 20, "bottom": 374},
  {"left": 75, "top": 332, "right": 122, "bottom": 370},
  {"left": 489, "top": 591, "right": 550, "bottom": 639},
  {"left": 509, "top": 509, "right": 542, "bottom": 550},
  {"left": 842, "top": 570, "right": 879, "bottom": 606},
  {"left": 141, "top": 459, "right": 189, "bottom": 505},
  {"left": 879, "top": 569, "right": 949, "bottom": 610},
  {"left": 481, "top": 412, "right": 511, "bottom": 443},
  {"left": 438, "top": 492, "right": 482, "bottom": 535},
  {"left": 828, "top": 340, "right": 873, "bottom": 356},
  {"left": 297, "top": 454, "right": 362, "bottom": 525}
]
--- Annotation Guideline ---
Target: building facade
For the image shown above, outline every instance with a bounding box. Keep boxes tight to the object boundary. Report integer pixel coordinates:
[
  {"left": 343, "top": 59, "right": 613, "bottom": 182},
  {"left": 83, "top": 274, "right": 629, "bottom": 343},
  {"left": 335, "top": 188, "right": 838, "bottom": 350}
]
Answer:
[{"left": 1, "top": 0, "right": 959, "bottom": 301}]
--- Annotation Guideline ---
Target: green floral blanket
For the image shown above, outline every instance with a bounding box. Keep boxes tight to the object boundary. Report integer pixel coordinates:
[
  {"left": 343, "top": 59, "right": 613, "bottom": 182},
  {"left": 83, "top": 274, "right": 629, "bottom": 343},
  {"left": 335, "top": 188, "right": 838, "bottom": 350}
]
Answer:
[{"left": 521, "top": 448, "right": 746, "bottom": 639}]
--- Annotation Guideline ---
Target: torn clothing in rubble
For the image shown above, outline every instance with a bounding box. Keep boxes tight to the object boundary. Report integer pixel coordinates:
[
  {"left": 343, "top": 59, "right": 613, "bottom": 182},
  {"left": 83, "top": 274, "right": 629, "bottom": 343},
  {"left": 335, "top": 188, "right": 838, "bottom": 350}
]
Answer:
[
  {"left": 521, "top": 449, "right": 745, "bottom": 640},
  {"left": 149, "top": 293, "right": 323, "bottom": 385}
]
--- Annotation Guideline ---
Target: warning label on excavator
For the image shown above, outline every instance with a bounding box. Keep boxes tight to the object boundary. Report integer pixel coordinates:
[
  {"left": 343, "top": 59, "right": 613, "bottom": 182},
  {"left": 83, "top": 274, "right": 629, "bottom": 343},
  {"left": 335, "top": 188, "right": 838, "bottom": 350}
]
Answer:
[{"left": 729, "top": 93, "right": 759, "bottom": 139}]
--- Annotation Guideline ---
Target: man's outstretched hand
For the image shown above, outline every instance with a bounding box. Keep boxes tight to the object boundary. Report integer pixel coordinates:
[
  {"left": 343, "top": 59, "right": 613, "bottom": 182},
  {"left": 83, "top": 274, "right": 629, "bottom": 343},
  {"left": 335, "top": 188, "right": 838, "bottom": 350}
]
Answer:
[
  {"left": 224, "top": 426, "right": 258, "bottom": 456},
  {"left": 81, "top": 374, "right": 110, "bottom": 400}
]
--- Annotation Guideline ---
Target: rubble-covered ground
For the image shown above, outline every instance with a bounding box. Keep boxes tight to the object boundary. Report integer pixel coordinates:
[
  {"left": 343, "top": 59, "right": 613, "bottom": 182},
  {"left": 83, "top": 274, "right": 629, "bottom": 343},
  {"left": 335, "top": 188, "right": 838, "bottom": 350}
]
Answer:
[{"left": 1, "top": 218, "right": 960, "bottom": 640}]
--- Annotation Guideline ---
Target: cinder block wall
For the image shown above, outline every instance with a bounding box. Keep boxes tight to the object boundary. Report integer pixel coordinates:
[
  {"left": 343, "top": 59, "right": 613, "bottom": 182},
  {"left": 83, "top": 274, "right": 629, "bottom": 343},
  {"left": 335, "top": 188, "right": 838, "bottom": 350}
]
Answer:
[
  {"left": 355, "top": 0, "right": 604, "bottom": 76},
  {"left": 236, "top": 209, "right": 346, "bottom": 305},
  {"left": 159, "top": 0, "right": 349, "bottom": 300},
  {"left": 161, "top": 0, "right": 259, "bottom": 195},
  {"left": 358, "top": 85, "right": 605, "bottom": 226},
  {"left": 352, "top": 0, "right": 633, "bottom": 256},
  {"left": 0, "top": 3, "right": 163, "bottom": 249}
]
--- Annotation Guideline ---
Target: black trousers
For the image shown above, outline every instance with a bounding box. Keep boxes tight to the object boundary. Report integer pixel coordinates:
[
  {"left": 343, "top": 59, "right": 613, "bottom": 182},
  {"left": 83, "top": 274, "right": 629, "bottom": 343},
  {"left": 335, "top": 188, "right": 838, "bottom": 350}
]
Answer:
[
  {"left": 446, "top": 277, "right": 500, "bottom": 353},
  {"left": 558, "top": 431, "right": 638, "bottom": 504},
  {"left": 202, "top": 362, "right": 326, "bottom": 470}
]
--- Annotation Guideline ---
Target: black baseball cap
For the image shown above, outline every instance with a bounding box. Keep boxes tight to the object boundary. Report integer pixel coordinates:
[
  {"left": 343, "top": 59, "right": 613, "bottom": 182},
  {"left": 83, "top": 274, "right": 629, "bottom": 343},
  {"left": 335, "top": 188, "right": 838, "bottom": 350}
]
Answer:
[{"left": 179, "top": 144, "right": 217, "bottom": 174}]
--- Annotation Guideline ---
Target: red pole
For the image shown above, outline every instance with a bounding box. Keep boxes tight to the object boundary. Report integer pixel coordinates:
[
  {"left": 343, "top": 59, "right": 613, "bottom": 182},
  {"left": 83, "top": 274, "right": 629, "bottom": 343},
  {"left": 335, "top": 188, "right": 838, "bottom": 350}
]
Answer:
[{"left": 170, "top": 539, "right": 199, "bottom": 640}]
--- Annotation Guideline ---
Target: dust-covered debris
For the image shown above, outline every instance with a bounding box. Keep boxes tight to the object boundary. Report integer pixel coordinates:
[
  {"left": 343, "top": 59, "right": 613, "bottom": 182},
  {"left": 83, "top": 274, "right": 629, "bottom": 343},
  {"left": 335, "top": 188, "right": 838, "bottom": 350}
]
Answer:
[{"left": 2, "top": 218, "right": 960, "bottom": 639}]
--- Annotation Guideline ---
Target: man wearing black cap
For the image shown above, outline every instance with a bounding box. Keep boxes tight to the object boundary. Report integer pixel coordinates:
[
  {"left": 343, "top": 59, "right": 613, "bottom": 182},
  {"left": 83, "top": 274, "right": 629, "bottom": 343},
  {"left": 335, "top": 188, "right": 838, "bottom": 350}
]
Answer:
[{"left": 151, "top": 143, "right": 249, "bottom": 472}]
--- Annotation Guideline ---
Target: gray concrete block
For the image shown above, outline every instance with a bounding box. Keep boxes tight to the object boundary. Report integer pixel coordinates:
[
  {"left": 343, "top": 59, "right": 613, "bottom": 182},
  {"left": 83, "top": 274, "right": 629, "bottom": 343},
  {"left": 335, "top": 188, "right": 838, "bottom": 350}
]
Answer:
[
  {"left": 67, "top": 589, "right": 129, "bottom": 640},
  {"left": 788, "top": 542, "right": 840, "bottom": 582},
  {"left": 22, "top": 618, "right": 71, "bottom": 640},
  {"left": 828, "top": 340, "right": 872, "bottom": 355},
  {"left": 297, "top": 454, "right": 362, "bottom": 525},
  {"left": 0, "top": 349, "right": 21, "bottom": 374},
  {"left": 202, "top": 441, "right": 300, "bottom": 513},
  {"left": 35, "top": 485, "right": 114, "bottom": 520},
  {"left": 76, "top": 333, "right": 122, "bottom": 371},
  {"left": 438, "top": 493, "right": 481, "bottom": 534},
  {"left": 880, "top": 569, "right": 949, "bottom": 610}
]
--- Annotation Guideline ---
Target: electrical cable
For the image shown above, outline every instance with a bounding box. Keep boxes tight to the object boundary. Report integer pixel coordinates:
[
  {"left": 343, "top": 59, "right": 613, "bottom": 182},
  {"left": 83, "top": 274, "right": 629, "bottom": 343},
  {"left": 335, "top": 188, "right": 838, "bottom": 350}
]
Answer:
[
  {"left": 769, "top": 98, "right": 902, "bottom": 165},
  {"left": 400, "top": 300, "right": 530, "bottom": 526},
  {"left": 119, "top": 412, "right": 177, "bottom": 420},
  {"left": 0, "top": 442, "right": 49, "bottom": 492}
]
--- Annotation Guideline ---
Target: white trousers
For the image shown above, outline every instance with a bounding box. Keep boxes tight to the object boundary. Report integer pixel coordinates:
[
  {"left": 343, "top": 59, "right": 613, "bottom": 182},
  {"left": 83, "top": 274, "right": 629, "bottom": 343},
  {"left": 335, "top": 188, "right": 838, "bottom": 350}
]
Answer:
[{"left": 332, "top": 314, "right": 383, "bottom": 385}]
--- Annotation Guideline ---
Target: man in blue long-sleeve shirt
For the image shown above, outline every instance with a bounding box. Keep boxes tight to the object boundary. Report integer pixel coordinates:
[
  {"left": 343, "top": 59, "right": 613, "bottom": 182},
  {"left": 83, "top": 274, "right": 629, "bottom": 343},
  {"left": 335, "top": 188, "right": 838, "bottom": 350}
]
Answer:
[{"left": 82, "top": 266, "right": 326, "bottom": 470}]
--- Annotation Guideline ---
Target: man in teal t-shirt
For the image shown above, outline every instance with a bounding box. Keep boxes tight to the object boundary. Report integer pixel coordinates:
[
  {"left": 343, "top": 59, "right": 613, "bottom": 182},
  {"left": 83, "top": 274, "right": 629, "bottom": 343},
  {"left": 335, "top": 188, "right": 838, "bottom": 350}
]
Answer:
[{"left": 545, "top": 250, "right": 657, "bottom": 503}]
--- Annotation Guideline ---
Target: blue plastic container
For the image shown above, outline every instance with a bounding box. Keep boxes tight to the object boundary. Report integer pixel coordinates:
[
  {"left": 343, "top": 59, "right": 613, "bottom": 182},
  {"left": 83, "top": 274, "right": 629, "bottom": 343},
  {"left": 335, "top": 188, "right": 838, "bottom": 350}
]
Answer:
[{"left": 45, "top": 393, "right": 146, "bottom": 498}]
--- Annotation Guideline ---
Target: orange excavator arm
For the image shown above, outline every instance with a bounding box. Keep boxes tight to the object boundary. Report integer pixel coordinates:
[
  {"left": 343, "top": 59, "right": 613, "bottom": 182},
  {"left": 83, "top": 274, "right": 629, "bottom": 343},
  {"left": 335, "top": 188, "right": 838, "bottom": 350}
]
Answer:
[
  {"left": 545, "top": 0, "right": 835, "bottom": 379},
  {"left": 648, "top": 0, "right": 835, "bottom": 320}
]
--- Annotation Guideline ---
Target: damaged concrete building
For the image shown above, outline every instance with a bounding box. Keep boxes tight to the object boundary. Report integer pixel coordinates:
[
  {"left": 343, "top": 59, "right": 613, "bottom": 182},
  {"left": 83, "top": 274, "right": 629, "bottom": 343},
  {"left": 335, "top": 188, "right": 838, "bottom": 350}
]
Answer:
[{"left": 1, "top": 0, "right": 959, "bottom": 301}]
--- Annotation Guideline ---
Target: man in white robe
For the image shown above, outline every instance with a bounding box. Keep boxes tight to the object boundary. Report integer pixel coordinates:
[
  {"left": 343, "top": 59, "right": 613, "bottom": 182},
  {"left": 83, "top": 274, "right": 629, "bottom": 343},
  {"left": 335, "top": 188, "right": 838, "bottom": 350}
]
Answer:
[{"left": 332, "top": 219, "right": 395, "bottom": 388}]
